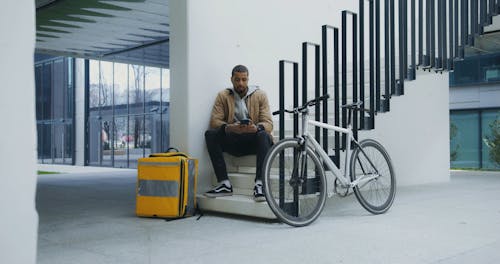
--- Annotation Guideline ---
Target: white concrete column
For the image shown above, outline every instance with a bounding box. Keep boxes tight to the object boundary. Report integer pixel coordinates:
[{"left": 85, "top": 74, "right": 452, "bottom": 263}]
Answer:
[
  {"left": 74, "top": 59, "right": 86, "bottom": 166},
  {"left": 0, "top": 2, "right": 38, "bottom": 263}
]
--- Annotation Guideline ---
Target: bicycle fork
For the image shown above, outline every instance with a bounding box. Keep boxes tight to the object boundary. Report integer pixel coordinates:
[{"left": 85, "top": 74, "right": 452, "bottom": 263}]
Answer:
[{"left": 350, "top": 145, "right": 381, "bottom": 189}]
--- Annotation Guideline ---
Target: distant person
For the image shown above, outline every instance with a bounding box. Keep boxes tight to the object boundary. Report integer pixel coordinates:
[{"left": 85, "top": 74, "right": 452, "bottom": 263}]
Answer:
[{"left": 204, "top": 65, "right": 273, "bottom": 202}]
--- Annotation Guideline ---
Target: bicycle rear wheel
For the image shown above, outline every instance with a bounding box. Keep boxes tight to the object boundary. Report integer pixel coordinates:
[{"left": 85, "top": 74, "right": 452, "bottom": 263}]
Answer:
[
  {"left": 263, "top": 138, "right": 327, "bottom": 227},
  {"left": 350, "top": 139, "right": 396, "bottom": 214}
]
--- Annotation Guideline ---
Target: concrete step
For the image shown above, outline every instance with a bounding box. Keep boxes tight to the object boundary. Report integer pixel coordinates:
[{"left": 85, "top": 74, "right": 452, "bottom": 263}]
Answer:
[{"left": 197, "top": 194, "right": 276, "bottom": 219}]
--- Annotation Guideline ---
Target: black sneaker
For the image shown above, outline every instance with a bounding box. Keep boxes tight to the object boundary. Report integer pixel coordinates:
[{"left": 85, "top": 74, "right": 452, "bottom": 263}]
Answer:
[
  {"left": 253, "top": 183, "right": 266, "bottom": 202},
  {"left": 204, "top": 183, "right": 233, "bottom": 198}
]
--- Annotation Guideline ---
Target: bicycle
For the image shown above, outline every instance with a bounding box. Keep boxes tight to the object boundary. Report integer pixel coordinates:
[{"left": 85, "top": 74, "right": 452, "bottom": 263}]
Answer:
[{"left": 263, "top": 94, "right": 396, "bottom": 227}]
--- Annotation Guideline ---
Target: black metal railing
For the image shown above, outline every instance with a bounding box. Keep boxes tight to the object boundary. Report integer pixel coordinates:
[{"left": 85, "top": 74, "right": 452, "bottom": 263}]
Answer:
[{"left": 276, "top": 0, "right": 500, "bottom": 165}]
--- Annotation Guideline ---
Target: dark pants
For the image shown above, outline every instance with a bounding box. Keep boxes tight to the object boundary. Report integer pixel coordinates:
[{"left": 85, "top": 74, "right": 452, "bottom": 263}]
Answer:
[{"left": 205, "top": 128, "right": 273, "bottom": 182}]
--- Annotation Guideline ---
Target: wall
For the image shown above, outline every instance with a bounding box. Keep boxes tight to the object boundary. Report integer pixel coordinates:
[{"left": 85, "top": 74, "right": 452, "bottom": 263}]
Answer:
[
  {"left": 450, "top": 84, "right": 500, "bottom": 110},
  {"left": 74, "top": 58, "right": 86, "bottom": 165},
  {"left": 0, "top": 2, "right": 38, "bottom": 263},
  {"left": 170, "top": 0, "right": 450, "bottom": 191},
  {"left": 361, "top": 70, "right": 450, "bottom": 185}
]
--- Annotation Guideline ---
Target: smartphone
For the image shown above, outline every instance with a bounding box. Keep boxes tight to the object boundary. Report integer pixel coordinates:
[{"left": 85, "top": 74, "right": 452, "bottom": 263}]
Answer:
[{"left": 240, "top": 119, "right": 250, "bottom": 125}]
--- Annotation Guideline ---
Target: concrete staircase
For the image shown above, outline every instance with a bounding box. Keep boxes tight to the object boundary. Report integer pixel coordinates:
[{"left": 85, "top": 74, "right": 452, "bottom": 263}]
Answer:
[{"left": 197, "top": 154, "right": 277, "bottom": 219}]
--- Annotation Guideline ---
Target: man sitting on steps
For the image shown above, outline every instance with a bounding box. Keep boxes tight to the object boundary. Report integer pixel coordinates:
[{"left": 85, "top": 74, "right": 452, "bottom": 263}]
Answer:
[{"left": 204, "top": 65, "right": 273, "bottom": 202}]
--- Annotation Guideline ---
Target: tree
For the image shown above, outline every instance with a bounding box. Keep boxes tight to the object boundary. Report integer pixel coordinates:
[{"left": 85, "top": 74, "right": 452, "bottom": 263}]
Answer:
[
  {"left": 131, "top": 65, "right": 150, "bottom": 149},
  {"left": 483, "top": 117, "right": 500, "bottom": 167},
  {"left": 450, "top": 122, "right": 460, "bottom": 162}
]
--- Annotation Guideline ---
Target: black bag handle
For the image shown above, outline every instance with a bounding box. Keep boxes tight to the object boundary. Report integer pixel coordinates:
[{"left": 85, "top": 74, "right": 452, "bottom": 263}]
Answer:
[
  {"left": 166, "top": 147, "right": 179, "bottom": 153},
  {"left": 149, "top": 147, "right": 188, "bottom": 158}
]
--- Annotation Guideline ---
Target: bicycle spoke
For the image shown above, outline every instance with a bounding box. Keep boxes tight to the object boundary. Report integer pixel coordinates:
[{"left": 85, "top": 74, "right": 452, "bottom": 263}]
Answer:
[
  {"left": 263, "top": 139, "right": 327, "bottom": 227},
  {"left": 350, "top": 139, "right": 396, "bottom": 214}
]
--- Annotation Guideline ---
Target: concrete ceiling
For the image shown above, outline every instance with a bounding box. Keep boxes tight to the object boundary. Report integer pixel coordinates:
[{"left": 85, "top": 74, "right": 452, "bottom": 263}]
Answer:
[
  {"left": 35, "top": 0, "right": 498, "bottom": 68},
  {"left": 35, "top": 0, "right": 169, "bottom": 68}
]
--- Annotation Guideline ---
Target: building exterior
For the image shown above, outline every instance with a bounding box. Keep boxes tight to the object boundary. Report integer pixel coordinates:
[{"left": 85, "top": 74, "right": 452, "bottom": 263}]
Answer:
[
  {"left": 449, "top": 53, "right": 500, "bottom": 170},
  {"left": 35, "top": 56, "right": 170, "bottom": 168}
]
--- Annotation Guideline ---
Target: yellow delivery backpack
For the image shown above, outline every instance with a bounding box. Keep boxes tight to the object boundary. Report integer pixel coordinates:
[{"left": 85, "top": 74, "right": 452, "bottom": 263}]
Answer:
[{"left": 136, "top": 149, "right": 198, "bottom": 218}]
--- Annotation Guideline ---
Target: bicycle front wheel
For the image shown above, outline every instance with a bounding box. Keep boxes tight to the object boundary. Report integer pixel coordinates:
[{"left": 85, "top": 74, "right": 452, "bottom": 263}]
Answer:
[
  {"left": 263, "top": 138, "right": 327, "bottom": 227},
  {"left": 350, "top": 139, "right": 396, "bottom": 214}
]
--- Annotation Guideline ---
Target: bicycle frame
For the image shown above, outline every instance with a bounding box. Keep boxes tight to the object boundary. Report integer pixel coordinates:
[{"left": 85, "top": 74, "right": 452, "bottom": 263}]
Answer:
[{"left": 299, "top": 111, "right": 379, "bottom": 188}]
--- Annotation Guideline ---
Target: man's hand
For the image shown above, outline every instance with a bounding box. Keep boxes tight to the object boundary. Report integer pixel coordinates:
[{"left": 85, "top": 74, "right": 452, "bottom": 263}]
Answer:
[{"left": 225, "top": 121, "right": 258, "bottom": 134}]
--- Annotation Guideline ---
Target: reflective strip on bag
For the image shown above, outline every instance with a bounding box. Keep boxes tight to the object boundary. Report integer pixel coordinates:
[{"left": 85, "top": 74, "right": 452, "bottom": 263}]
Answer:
[
  {"left": 137, "top": 180, "right": 179, "bottom": 197},
  {"left": 139, "top": 161, "right": 180, "bottom": 167}
]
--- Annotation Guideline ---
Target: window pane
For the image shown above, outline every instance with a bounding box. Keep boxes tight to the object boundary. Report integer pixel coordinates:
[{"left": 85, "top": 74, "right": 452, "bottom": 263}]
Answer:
[
  {"left": 450, "top": 111, "right": 480, "bottom": 168},
  {"left": 100, "top": 61, "right": 113, "bottom": 107},
  {"left": 89, "top": 60, "right": 100, "bottom": 108},
  {"left": 52, "top": 59, "right": 64, "bottom": 119},
  {"left": 88, "top": 116, "right": 100, "bottom": 166},
  {"left": 101, "top": 118, "right": 113, "bottom": 167},
  {"left": 128, "top": 116, "right": 143, "bottom": 168},
  {"left": 114, "top": 62, "right": 128, "bottom": 106},
  {"left": 161, "top": 69, "right": 170, "bottom": 103},
  {"left": 42, "top": 63, "right": 52, "bottom": 120},
  {"left": 129, "top": 65, "right": 144, "bottom": 115},
  {"left": 114, "top": 116, "right": 129, "bottom": 168},
  {"left": 146, "top": 67, "right": 161, "bottom": 104},
  {"left": 482, "top": 110, "right": 500, "bottom": 169}
]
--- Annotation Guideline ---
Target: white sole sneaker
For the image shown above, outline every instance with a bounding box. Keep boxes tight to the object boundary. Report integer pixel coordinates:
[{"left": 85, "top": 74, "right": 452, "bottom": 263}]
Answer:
[
  {"left": 253, "top": 196, "right": 266, "bottom": 202},
  {"left": 204, "top": 192, "right": 233, "bottom": 198}
]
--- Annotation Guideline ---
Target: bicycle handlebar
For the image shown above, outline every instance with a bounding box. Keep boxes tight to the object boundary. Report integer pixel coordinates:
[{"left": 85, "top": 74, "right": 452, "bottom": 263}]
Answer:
[{"left": 272, "top": 94, "right": 330, "bottom": 116}]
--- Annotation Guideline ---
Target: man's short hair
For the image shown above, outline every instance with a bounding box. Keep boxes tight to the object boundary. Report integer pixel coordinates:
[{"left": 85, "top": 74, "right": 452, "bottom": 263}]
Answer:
[{"left": 231, "top": 65, "right": 249, "bottom": 76}]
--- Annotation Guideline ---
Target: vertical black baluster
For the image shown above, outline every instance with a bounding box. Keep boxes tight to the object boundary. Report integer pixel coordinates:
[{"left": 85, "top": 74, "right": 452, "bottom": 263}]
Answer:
[
  {"left": 342, "top": 11, "right": 347, "bottom": 149},
  {"left": 390, "top": 0, "right": 396, "bottom": 96},
  {"left": 384, "top": 0, "right": 391, "bottom": 110},
  {"left": 293, "top": 60, "right": 300, "bottom": 212},
  {"left": 471, "top": 0, "right": 477, "bottom": 45},
  {"left": 322, "top": 25, "right": 328, "bottom": 152},
  {"left": 490, "top": 0, "right": 497, "bottom": 17},
  {"left": 461, "top": 0, "right": 469, "bottom": 48},
  {"left": 398, "top": 0, "right": 406, "bottom": 95},
  {"left": 442, "top": 0, "right": 448, "bottom": 70},
  {"left": 370, "top": 0, "right": 377, "bottom": 129},
  {"left": 449, "top": 0, "right": 454, "bottom": 69},
  {"left": 278, "top": 61, "right": 285, "bottom": 208},
  {"left": 293, "top": 61, "right": 299, "bottom": 209},
  {"left": 302, "top": 42, "right": 308, "bottom": 108},
  {"left": 314, "top": 44, "right": 320, "bottom": 142},
  {"left": 480, "top": 0, "right": 487, "bottom": 31},
  {"left": 353, "top": 12, "right": 359, "bottom": 141},
  {"left": 333, "top": 28, "right": 340, "bottom": 166},
  {"left": 376, "top": 0, "right": 381, "bottom": 116},
  {"left": 404, "top": 0, "right": 408, "bottom": 79},
  {"left": 360, "top": 0, "right": 365, "bottom": 130},
  {"left": 437, "top": 0, "right": 443, "bottom": 69},
  {"left": 425, "top": 0, "right": 431, "bottom": 66},
  {"left": 430, "top": 0, "right": 436, "bottom": 68},
  {"left": 418, "top": 0, "right": 424, "bottom": 66},
  {"left": 409, "top": 0, "right": 416, "bottom": 79},
  {"left": 279, "top": 61, "right": 285, "bottom": 141},
  {"left": 294, "top": 62, "right": 299, "bottom": 139},
  {"left": 455, "top": 0, "right": 459, "bottom": 58}
]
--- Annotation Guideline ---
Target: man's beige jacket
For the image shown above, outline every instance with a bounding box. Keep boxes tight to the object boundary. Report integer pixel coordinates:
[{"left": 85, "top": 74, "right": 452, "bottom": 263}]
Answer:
[{"left": 209, "top": 87, "right": 273, "bottom": 136}]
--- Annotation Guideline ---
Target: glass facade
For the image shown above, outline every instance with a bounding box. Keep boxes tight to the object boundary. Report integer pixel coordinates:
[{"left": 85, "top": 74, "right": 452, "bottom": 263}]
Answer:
[
  {"left": 88, "top": 60, "right": 170, "bottom": 168},
  {"left": 450, "top": 53, "right": 500, "bottom": 87},
  {"left": 450, "top": 109, "right": 500, "bottom": 170},
  {"left": 35, "top": 56, "right": 75, "bottom": 165}
]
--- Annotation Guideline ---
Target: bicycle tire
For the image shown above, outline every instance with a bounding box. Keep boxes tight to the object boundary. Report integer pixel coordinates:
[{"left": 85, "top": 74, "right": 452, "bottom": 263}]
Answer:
[
  {"left": 263, "top": 138, "right": 327, "bottom": 227},
  {"left": 350, "top": 139, "right": 396, "bottom": 214}
]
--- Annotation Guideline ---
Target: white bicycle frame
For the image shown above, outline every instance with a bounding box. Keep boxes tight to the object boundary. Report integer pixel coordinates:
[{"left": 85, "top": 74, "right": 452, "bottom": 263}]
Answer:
[{"left": 299, "top": 111, "right": 380, "bottom": 189}]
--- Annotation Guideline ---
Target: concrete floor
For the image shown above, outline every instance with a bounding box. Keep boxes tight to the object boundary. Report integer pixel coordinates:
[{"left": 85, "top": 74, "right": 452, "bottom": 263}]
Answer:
[{"left": 36, "top": 166, "right": 500, "bottom": 264}]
